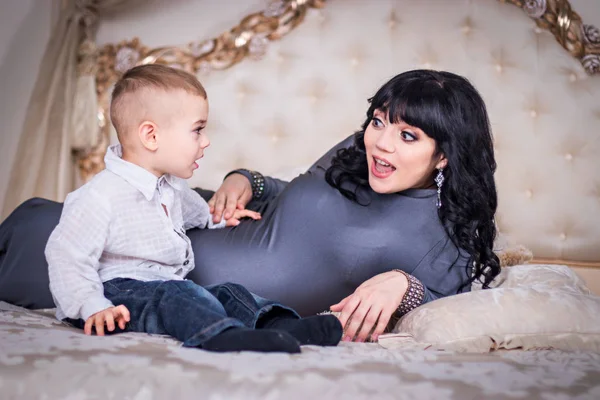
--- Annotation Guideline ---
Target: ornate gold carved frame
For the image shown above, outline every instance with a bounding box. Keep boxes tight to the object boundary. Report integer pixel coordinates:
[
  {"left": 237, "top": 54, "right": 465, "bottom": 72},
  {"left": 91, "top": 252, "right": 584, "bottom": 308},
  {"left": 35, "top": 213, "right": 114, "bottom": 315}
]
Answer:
[{"left": 80, "top": 0, "right": 599, "bottom": 181}]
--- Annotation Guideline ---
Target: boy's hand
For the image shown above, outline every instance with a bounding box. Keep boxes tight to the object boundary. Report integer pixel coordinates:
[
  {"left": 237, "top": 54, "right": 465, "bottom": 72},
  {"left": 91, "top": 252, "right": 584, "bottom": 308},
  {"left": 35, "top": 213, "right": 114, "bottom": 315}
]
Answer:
[
  {"left": 84, "top": 305, "right": 131, "bottom": 336},
  {"left": 225, "top": 209, "right": 261, "bottom": 227}
]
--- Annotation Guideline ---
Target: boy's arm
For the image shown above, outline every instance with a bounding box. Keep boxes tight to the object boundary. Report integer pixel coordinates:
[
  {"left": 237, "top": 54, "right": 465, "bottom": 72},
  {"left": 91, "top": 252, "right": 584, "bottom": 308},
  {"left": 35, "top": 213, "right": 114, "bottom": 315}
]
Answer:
[
  {"left": 180, "top": 186, "right": 226, "bottom": 230},
  {"left": 45, "top": 188, "right": 114, "bottom": 321}
]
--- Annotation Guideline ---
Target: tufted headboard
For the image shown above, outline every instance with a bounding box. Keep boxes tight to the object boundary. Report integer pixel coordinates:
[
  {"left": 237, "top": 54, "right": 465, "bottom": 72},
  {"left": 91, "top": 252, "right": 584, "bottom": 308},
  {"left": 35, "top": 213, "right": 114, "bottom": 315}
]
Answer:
[{"left": 88, "top": 0, "right": 600, "bottom": 286}]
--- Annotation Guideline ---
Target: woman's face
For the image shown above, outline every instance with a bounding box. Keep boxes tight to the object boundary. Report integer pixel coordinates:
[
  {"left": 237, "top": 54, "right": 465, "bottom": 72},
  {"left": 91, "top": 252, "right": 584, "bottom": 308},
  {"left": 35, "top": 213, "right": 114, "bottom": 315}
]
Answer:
[{"left": 364, "top": 109, "right": 447, "bottom": 194}]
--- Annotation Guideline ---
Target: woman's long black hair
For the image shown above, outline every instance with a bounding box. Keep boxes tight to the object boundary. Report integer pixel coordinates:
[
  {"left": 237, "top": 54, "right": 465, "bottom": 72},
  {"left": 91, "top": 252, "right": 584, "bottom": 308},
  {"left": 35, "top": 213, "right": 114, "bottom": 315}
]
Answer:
[{"left": 325, "top": 70, "right": 500, "bottom": 288}]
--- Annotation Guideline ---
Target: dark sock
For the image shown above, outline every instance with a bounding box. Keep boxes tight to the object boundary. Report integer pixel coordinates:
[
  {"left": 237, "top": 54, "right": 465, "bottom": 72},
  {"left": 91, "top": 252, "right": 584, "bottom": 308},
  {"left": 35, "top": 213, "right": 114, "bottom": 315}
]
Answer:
[
  {"left": 202, "top": 327, "right": 301, "bottom": 353},
  {"left": 264, "top": 314, "right": 343, "bottom": 346}
]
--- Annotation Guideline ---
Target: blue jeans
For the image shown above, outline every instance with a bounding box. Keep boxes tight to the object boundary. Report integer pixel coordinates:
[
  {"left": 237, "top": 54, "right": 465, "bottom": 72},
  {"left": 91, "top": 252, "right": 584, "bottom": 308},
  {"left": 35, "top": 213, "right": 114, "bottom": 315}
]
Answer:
[{"left": 67, "top": 278, "right": 300, "bottom": 347}]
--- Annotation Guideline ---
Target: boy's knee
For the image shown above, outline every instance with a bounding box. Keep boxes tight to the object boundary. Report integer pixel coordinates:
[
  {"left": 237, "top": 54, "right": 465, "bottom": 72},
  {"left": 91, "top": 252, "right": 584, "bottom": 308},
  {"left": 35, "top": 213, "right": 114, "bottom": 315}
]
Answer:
[
  {"left": 161, "top": 280, "right": 193, "bottom": 291},
  {"left": 216, "top": 282, "right": 246, "bottom": 294},
  {"left": 163, "top": 280, "right": 212, "bottom": 298}
]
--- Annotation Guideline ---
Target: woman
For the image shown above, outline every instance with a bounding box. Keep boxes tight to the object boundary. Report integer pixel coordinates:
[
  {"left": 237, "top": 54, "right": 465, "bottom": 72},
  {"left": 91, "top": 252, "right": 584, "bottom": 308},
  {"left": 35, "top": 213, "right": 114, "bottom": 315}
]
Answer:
[{"left": 0, "top": 70, "right": 499, "bottom": 342}]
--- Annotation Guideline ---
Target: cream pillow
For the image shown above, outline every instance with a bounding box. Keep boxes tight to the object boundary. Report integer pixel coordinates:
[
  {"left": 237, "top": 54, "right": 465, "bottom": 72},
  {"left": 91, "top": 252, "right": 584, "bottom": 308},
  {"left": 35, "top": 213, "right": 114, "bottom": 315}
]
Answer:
[{"left": 378, "top": 264, "right": 600, "bottom": 352}]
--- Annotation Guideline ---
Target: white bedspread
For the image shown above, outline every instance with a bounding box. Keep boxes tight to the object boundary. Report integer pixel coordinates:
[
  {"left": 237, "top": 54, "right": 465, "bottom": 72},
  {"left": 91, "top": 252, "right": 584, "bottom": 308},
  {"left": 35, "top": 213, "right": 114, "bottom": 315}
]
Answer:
[{"left": 1, "top": 301, "right": 599, "bottom": 399}]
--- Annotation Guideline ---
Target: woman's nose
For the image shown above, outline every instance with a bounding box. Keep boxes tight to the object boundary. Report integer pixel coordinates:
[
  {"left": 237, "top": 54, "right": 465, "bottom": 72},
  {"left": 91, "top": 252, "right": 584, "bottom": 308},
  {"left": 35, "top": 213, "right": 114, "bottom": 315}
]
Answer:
[{"left": 375, "top": 129, "right": 394, "bottom": 153}]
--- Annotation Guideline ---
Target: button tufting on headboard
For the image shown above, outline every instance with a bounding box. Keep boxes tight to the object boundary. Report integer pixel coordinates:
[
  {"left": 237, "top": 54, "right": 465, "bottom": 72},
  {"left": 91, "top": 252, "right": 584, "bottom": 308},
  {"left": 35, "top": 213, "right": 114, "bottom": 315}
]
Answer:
[{"left": 91, "top": 0, "right": 600, "bottom": 266}]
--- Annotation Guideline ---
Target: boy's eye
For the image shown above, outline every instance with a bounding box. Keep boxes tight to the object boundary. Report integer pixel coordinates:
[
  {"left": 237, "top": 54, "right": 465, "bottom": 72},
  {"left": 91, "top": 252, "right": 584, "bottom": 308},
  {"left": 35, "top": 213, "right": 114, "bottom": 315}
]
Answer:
[{"left": 194, "top": 127, "right": 204, "bottom": 134}]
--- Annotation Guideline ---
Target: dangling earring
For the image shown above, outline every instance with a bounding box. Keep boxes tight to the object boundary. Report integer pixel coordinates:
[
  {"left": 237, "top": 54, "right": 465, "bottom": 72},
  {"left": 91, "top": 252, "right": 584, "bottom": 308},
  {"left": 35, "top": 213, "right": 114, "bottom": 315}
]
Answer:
[{"left": 435, "top": 168, "right": 444, "bottom": 209}]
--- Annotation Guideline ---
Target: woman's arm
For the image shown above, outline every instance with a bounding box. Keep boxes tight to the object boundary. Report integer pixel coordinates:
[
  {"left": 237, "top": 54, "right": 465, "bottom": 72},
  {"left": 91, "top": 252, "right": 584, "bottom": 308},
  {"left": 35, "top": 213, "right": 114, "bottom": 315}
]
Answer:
[
  {"left": 235, "top": 134, "right": 356, "bottom": 203},
  {"left": 224, "top": 169, "right": 289, "bottom": 205},
  {"left": 410, "top": 238, "right": 472, "bottom": 303},
  {"left": 306, "top": 134, "right": 355, "bottom": 174},
  {"left": 207, "top": 171, "right": 280, "bottom": 222},
  {"left": 331, "top": 241, "right": 471, "bottom": 343},
  {"left": 209, "top": 134, "right": 355, "bottom": 222}
]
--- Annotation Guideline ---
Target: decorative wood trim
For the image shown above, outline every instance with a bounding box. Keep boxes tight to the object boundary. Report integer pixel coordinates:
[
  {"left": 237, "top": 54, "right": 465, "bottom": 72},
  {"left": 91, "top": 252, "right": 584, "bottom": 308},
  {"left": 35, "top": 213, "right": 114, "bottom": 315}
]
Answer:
[
  {"left": 502, "top": 0, "right": 599, "bottom": 75},
  {"left": 78, "top": 0, "right": 599, "bottom": 182},
  {"left": 79, "top": 0, "right": 325, "bottom": 182},
  {"left": 531, "top": 258, "right": 600, "bottom": 269}
]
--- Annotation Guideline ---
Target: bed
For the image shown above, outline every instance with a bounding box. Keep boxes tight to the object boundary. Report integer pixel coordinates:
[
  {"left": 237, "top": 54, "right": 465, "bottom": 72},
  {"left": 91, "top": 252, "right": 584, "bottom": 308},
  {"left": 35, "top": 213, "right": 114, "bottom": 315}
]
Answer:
[
  {"left": 2, "top": 0, "right": 600, "bottom": 398},
  {"left": 2, "top": 301, "right": 599, "bottom": 399}
]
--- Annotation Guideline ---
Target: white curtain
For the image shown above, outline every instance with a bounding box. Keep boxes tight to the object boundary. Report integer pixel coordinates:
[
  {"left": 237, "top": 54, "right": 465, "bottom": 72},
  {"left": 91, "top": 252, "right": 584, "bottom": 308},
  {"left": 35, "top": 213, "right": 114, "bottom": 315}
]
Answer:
[{"left": 2, "top": 0, "right": 141, "bottom": 218}]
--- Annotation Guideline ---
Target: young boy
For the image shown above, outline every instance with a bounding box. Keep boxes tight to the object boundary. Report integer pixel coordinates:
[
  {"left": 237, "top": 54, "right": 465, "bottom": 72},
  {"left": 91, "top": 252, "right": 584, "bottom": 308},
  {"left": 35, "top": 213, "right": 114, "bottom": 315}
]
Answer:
[{"left": 46, "top": 64, "right": 342, "bottom": 353}]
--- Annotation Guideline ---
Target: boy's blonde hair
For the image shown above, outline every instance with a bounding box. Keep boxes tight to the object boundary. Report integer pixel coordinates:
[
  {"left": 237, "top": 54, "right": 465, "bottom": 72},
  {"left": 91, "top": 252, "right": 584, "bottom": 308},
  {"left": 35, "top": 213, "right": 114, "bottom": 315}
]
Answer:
[{"left": 110, "top": 64, "right": 207, "bottom": 140}]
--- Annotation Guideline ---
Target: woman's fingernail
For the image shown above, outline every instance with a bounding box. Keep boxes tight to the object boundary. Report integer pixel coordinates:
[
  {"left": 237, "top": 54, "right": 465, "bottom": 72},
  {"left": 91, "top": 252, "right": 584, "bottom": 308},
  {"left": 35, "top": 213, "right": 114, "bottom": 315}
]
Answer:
[{"left": 343, "top": 336, "right": 350, "bottom": 342}]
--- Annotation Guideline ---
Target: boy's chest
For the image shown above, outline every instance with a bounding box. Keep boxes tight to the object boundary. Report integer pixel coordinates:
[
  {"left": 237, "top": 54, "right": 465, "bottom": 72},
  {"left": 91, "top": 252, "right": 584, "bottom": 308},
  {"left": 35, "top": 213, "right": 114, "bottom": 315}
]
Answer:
[{"left": 105, "top": 196, "right": 189, "bottom": 258}]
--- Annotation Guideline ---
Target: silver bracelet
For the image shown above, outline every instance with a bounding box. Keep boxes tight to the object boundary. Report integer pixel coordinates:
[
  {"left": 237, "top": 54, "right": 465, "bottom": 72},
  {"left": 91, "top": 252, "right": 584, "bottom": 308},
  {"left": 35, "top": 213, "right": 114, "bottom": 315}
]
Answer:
[{"left": 392, "top": 269, "right": 425, "bottom": 316}]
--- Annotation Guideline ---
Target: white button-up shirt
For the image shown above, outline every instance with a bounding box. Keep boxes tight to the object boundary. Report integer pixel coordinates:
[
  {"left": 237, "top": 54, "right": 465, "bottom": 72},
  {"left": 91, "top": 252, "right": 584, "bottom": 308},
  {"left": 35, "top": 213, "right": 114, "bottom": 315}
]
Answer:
[{"left": 46, "top": 145, "right": 225, "bottom": 321}]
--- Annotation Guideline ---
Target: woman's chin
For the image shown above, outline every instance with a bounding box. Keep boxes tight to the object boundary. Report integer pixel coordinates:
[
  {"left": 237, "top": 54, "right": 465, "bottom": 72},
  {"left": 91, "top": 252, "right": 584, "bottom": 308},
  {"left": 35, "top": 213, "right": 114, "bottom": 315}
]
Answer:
[{"left": 368, "top": 176, "right": 396, "bottom": 194}]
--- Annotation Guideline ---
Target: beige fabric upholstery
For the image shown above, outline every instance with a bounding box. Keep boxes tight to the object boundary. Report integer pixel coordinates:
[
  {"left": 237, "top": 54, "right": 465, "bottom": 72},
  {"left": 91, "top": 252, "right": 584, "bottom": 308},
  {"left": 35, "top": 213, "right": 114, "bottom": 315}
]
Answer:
[
  {"left": 2, "top": 300, "right": 600, "bottom": 399},
  {"left": 570, "top": 267, "right": 600, "bottom": 296},
  {"left": 101, "top": 0, "right": 600, "bottom": 265},
  {"left": 378, "top": 264, "right": 600, "bottom": 352}
]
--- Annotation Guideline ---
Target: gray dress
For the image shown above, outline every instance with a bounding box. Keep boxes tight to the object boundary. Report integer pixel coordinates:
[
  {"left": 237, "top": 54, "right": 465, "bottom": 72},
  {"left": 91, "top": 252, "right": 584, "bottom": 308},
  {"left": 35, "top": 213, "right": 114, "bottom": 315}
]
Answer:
[
  {"left": 0, "top": 136, "right": 471, "bottom": 315},
  {"left": 187, "top": 135, "right": 471, "bottom": 315}
]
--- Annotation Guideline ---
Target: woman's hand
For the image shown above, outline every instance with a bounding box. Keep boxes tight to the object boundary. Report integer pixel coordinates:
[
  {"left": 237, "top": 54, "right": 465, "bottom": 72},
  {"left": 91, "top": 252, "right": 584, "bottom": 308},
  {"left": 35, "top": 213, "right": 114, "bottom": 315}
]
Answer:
[
  {"left": 330, "top": 271, "right": 408, "bottom": 342},
  {"left": 208, "top": 173, "right": 253, "bottom": 224}
]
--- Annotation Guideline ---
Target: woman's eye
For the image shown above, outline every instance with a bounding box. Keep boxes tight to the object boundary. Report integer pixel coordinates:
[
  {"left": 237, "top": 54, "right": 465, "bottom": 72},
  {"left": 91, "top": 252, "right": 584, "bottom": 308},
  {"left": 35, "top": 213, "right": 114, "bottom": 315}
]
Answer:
[
  {"left": 372, "top": 118, "right": 383, "bottom": 128},
  {"left": 400, "top": 131, "right": 416, "bottom": 141}
]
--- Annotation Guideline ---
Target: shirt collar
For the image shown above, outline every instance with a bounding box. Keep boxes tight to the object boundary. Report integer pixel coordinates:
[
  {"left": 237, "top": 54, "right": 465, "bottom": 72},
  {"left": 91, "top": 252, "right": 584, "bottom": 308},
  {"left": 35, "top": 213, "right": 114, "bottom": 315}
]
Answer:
[{"left": 104, "top": 144, "right": 187, "bottom": 201}]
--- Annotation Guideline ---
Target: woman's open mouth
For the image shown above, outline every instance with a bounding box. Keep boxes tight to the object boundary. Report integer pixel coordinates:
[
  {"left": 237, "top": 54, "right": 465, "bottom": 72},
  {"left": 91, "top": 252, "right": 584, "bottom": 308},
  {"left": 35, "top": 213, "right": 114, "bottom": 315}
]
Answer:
[{"left": 371, "top": 156, "right": 396, "bottom": 178}]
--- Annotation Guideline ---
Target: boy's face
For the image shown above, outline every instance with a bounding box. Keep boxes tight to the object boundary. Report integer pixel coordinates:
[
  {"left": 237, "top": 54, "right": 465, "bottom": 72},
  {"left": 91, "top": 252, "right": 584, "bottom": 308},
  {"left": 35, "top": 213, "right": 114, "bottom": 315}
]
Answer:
[{"left": 155, "top": 91, "right": 210, "bottom": 179}]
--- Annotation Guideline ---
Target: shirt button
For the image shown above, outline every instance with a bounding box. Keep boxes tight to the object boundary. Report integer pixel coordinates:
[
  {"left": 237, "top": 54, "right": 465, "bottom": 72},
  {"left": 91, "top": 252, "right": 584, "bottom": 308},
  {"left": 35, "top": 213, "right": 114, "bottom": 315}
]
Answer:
[{"left": 183, "top": 260, "right": 189, "bottom": 266}]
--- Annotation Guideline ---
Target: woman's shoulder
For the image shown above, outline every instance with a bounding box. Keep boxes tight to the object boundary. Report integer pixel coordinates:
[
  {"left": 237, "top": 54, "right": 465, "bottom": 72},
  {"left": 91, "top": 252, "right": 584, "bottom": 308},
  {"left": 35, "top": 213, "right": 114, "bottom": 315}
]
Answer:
[
  {"left": 307, "top": 134, "right": 355, "bottom": 173},
  {"left": 287, "top": 171, "right": 330, "bottom": 192}
]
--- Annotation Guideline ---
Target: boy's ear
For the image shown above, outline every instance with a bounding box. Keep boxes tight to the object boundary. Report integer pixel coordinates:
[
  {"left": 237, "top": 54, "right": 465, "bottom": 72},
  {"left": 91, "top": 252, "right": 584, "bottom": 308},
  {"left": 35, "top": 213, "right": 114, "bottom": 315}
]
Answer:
[{"left": 138, "top": 121, "right": 158, "bottom": 151}]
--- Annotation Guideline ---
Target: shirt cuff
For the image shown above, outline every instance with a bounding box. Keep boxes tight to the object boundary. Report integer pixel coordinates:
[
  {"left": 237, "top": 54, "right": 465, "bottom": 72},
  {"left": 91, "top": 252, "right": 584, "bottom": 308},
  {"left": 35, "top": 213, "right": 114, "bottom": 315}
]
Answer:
[
  {"left": 207, "top": 217, "right": 227, "bottom": 229},
  {"left": 80, "top": 296, "right": 114, "bottom": 321}
]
